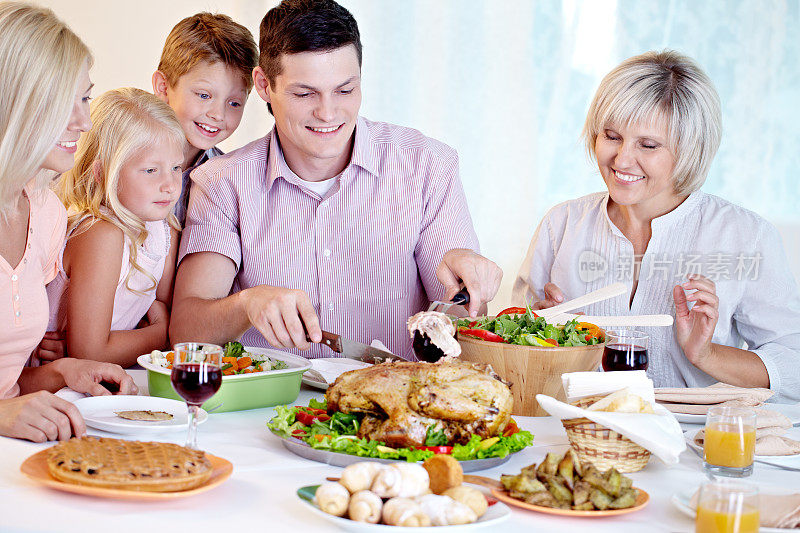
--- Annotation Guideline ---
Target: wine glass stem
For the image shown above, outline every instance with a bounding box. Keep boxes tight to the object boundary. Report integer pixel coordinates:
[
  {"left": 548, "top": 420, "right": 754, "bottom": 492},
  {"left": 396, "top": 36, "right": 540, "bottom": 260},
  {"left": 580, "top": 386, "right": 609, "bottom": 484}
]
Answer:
[{"left": 186, "top": 404, "right": 199, "bottom": 449}]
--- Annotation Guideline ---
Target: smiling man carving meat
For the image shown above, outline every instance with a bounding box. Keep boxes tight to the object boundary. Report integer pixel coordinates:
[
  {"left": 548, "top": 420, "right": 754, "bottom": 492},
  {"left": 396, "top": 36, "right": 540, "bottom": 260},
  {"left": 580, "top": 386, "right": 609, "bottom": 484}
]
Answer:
[{"left": 170, "top": 0, "right": 502, "bottom": 360}]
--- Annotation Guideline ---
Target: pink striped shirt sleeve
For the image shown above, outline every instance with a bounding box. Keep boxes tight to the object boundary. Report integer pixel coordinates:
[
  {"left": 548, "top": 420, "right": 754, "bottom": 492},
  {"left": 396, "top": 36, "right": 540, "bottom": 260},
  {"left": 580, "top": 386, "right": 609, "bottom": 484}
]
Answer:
[{"left": 179, "top": 117, "right": 479, "bottom": 360}]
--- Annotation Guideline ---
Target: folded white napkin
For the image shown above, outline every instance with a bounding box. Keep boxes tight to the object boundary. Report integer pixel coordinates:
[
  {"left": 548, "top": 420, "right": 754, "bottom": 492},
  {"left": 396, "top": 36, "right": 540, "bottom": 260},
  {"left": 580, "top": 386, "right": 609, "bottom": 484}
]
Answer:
[
  {"left": 536, "top": 393, "right": 686, "bottom": 465},
  {"left": 54, "top": 387, "right": 87, "bottom": 403},
  {"left": 309, "top": 358, "right": 371, "bottom": 385},
  {"left": 562, "top": 371, "right": 655, "bottom": 404}
]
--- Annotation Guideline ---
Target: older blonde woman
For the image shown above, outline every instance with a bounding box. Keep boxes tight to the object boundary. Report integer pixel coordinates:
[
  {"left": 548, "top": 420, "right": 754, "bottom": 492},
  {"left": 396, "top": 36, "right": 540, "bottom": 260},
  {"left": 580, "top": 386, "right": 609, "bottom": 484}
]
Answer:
[
  {"left": 513, "top": 50, "right": 800, "bottom": 402},
  {"left": 0, "top": 2, "right": 135, "bottom": 442}
]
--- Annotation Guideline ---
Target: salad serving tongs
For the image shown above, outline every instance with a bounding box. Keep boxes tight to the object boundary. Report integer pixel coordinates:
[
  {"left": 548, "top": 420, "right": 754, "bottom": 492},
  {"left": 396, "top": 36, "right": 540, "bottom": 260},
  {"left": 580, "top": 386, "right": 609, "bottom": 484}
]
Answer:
[
  {"left": 534, "top": 282, "right": 627, "bottom": 321},
  {"left": 427, "top": 287, "right": 470, "bottom": 314}
]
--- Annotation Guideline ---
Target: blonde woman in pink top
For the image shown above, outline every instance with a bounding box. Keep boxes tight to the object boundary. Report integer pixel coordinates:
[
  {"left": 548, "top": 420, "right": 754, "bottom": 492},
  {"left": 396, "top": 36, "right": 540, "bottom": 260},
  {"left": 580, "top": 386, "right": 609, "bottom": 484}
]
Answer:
[
  {"left": 46, "top": 88, "right": 183, "bottom": 368},
  {"left": 0, "top": 3, "right": 135, "bottom": 442}
]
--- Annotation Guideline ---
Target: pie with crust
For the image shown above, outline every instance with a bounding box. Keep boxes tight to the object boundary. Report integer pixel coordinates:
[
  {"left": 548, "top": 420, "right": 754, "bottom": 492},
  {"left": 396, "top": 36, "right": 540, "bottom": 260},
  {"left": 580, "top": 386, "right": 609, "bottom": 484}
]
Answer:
[{"left": 47, "top": 437, "right": 212, "bottom": 492}]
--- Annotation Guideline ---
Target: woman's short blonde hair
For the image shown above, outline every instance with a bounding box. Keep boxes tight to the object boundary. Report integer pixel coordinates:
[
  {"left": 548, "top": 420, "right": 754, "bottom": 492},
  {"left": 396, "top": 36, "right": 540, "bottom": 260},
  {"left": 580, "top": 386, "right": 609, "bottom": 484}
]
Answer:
[
  {"left": 583, "top": 50, "right": 722, "bottom": 195},
  {"left": 57, "top": 87, "right": 184, "bottom": 295},
  {"left": 0, "top": 2, "right": 91, "bottom": 213}
]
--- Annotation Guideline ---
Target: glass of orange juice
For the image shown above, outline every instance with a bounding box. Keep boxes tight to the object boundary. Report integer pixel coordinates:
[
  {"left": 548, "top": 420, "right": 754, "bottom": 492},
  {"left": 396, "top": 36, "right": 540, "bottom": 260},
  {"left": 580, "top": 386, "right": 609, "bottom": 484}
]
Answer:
[
  {"left": 695, "top": 480, "right": 759, "bottom": 533},
  {"left": 703, "top": 406, "right": 756, "bottom": 477}
]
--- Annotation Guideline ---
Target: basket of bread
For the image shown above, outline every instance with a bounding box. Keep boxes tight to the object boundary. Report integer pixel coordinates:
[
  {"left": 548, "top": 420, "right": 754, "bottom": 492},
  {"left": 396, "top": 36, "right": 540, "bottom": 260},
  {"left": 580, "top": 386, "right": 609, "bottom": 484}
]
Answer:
[
  {"left": 303, "top": 455, "right": 502, "bottom": 527},
  {"left": 561, "top": 390, "right": 653, "bottom": 473}
]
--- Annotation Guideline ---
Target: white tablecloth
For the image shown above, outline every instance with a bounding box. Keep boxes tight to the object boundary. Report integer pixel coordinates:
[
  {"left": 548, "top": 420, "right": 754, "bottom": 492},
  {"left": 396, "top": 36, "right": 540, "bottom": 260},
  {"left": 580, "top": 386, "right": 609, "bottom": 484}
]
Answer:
[{"left": 0, "top": 370, "right": 797, "bottom": 533}]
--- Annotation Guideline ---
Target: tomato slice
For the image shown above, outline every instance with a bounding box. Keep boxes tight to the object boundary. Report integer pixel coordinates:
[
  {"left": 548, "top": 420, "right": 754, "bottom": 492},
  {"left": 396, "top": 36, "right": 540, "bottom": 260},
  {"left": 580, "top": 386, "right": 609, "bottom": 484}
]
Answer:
[
  {"left": 294, "top": 411, "right": 314, "bottom": 425},
  {"left": 502, "top": 420, "right": 520, "bottom": 437},
  {"left": 496, "top": 307, "right": 527, "bottom": 317},
  {"left": 416, "top": 446, "right": 454, "bottom": 454},
  {"left": 459, "top": 328, "right": 506, "bottom": 343}
]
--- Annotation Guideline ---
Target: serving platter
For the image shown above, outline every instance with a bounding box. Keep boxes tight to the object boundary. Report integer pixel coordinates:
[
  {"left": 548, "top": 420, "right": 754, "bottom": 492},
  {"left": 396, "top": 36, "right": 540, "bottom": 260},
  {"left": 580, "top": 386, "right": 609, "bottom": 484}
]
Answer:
[
  {"left": 20, "top": 449, "right": 232, "bottom": 500},
  {"left": 296, "top": 484, "right": 511, "bottom": 531},
  {"left": 490, "top": 485, "right": 649, "bottom": 517},
  {"left": 270, "top": 427, "right": 513, "bottom": 472}
]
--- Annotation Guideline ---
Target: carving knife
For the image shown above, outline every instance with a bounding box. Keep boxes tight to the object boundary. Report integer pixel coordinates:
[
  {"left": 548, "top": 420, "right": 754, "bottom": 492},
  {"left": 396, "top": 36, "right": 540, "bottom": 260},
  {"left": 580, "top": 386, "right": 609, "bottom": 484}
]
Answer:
[{"left": 316, "top": 331, "right": 402, "bottom": 364}]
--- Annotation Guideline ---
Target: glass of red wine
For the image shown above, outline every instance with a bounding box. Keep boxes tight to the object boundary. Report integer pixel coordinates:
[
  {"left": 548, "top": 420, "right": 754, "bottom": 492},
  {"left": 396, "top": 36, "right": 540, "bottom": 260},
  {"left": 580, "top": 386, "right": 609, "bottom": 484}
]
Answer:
[
  {"left": 171, "top": 342, "right": 223, "bottom": 449},
  {"left": 602, "top": 330, "right": 649, "bottom": 372}
]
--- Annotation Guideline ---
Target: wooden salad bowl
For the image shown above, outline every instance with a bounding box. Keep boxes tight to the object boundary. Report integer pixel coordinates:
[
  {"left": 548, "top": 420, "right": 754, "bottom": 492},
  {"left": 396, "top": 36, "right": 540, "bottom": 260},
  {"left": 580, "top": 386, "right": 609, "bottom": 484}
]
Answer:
[{"left": 458, "top": 333, "right": 604, "bottom": 417}]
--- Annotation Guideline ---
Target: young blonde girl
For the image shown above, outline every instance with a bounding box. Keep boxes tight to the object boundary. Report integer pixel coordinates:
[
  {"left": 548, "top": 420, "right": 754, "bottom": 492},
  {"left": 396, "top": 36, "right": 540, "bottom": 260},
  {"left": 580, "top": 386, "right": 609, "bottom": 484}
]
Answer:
[{"left": 46, "top": 87, "right": 184, "bottom": 368}]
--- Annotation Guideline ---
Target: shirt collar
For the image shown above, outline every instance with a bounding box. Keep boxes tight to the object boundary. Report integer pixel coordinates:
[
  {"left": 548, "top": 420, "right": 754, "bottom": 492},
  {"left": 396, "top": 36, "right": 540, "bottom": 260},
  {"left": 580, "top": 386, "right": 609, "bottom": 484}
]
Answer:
[
  {"left": 601, "top": 190, "right": 704, "bottom": 236},
  {"left": 264, "top": 116, "right": 378, "bottom": 192}
]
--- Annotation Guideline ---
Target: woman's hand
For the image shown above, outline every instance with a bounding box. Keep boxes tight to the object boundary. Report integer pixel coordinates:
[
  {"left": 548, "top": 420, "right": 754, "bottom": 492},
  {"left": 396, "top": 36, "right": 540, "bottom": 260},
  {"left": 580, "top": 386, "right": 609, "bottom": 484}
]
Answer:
[
  {"left": 673, "top": 274, "right": 719, "bottom": 367},
  {"left": 53, "top": 359, "right": 138, "bottom": 396},
  {"left": 0, "top": 391, "right": 86, "bottom": 442},
  {"left": 32, "top": 331, "right": 68, "bottom": 363},
  {"left": 532, "top": 283, "right": 565, "bottom": 310}
]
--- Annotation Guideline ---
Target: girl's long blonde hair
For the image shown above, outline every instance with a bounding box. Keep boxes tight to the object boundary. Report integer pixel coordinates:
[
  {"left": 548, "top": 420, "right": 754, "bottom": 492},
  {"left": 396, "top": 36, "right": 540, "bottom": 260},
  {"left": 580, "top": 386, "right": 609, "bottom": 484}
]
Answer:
[
  {"left": 56, "top": 87, "right": 184, "bottom": 295},
  {"left": 0, "top": 2, "right": 91, "bottom": 215}
]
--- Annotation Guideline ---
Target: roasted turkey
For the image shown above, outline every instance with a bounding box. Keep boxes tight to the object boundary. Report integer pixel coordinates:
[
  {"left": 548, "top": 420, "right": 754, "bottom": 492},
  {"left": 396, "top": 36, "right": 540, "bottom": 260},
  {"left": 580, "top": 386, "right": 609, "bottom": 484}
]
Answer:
[{"left": 325, "top": 359, "right": 514, "bottom": 448}]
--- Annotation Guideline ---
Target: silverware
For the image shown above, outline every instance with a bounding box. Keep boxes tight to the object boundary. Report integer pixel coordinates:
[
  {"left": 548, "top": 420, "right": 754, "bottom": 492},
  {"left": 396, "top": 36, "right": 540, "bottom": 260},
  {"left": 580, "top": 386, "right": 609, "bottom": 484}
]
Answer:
[
  {"left": 754, "top": 458, "right": 800, "bottom": 472},
  {"left": 317, "top": 331, "right": 402, "bottom": 364},
  {"left": 689, "top": 440, "right": 800, "bottom": 473},
  {"left": 427, "top": 287, "right": 470, "bottom": 313}
]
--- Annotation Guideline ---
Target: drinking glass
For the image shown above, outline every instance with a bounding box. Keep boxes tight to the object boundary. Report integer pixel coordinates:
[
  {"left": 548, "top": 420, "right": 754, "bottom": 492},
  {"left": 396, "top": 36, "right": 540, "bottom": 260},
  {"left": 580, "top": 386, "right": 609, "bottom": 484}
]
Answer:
[
  {"left": 170, "top": 342, "right": 223, "bottom": 449},
  {"left": 695, "top": 480, "right": 759, "bottom": 533},
  {"left": 601, "top": 329, "right": 649, "bottom": 371},
  {"left": 703, "top": 406, "right": 757, "bottom": 477}
]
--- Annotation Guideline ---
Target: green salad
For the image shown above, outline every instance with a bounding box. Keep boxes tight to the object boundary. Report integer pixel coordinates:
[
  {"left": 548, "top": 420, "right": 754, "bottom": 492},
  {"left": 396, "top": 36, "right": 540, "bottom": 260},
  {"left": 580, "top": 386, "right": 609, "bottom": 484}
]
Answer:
[
  {"left": 268, "top": 399, "right": 533, "bottom": 462},
  {"left": 456, "top": 306, "right": 604, "bottom": 347}
]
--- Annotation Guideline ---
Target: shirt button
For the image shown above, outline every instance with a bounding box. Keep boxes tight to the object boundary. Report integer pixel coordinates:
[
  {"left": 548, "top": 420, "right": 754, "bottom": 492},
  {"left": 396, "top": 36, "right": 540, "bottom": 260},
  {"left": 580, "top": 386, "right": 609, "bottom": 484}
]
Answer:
[
  {"left": 11, "top": 274, "right": 17, "bottom": 281},
  {"left": 328, "top": 303, "right": 334, "bottom": 311},
  {"left": 23, "top": 258, "right": 27, "bottom": 264},
  {"left": 14, "top": 295, "right": 19, "bottom": 301},
  {"left": 15, "top": 311, "right": 21, "bottom": 317},
  {"left": 323, "top": 249, "right": 331, "bottom": 258}
]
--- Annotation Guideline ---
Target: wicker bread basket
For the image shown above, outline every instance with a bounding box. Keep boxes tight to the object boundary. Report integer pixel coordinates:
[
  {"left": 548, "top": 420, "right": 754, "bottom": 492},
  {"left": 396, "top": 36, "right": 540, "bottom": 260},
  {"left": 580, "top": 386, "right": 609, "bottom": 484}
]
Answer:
[{"left": 561, "top": 395, "right": 651, "bottom": 473}]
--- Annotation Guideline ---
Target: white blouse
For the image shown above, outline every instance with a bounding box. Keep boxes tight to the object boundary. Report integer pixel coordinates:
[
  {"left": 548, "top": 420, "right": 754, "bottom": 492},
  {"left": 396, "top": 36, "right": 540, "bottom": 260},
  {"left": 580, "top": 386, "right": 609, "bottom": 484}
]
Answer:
[{"left": 513, "top": 191, "right": 800, "bottom": 402}]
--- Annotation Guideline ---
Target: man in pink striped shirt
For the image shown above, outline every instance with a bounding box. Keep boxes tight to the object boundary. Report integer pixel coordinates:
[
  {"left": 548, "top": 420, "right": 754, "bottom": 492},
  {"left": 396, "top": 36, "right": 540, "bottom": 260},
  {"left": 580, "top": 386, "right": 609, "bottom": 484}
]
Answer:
[{"left": 171, "top": 0, "right": 501, "bottom": 359}]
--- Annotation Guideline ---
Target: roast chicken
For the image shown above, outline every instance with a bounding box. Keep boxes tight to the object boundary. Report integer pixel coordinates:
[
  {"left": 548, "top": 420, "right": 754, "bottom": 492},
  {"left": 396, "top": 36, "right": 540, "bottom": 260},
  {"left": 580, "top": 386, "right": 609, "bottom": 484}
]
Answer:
[{"left": 325, "top": 359, "right": 514, "bottom": 448}]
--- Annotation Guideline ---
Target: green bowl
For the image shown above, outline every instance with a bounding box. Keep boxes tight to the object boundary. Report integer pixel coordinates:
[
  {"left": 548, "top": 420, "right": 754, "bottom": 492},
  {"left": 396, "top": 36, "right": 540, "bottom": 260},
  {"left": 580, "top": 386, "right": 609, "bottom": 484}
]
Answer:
[{"left": 136, "top": 348, "right": 311, "bottom": 412}]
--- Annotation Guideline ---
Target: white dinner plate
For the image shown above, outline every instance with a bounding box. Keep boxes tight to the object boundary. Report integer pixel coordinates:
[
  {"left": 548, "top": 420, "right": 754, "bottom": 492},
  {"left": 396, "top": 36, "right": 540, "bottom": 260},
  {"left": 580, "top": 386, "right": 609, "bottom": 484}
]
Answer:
[
  {"left": 684, "top": 427, "right": 800, "bottom": 464},
  {"left": 73, "top": 395, "right": 208, "bottom": 435},
  {"left": 297, "top": 484, "right": 510, "bottom": 532},
  {"left": 673, "top": 403, "right": 800, "bottom": 425},
  {"left": 671, "top": 488, "right": 792, "bottom": 532},
  {"left": 301, "top": 357, "right": 372, "bottom": 390}
]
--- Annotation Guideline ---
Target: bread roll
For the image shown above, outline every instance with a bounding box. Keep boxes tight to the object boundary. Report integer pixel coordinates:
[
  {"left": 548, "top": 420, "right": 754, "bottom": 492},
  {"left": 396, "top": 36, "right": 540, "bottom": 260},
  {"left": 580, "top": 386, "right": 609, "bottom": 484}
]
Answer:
[
  {"left": 315, "top": 481, "right": 350, "bottom": 516},
  {"left": 416, "top": 494, "right": 478, "bottom": 526},
  {"left": 340, "top": 462, "right": 385, "bottom": 493},
  {"left": 443, "top": 485, "right": 488, "bottom": 517},
  {"left": 382, "top": 497, "right": 431, "bottom": 527},
  {"left": 348, "top": 490, "right": 383, "bottom": 523},
  {"left": 371, "top": 463, "right": 429, "bottom": 498}
]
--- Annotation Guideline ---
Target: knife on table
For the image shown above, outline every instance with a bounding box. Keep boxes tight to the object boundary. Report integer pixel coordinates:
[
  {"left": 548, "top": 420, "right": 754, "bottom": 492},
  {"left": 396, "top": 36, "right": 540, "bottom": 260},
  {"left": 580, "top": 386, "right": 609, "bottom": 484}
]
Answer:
[{"left": 315, "top": 330, "right": 403, "bottom": 364}]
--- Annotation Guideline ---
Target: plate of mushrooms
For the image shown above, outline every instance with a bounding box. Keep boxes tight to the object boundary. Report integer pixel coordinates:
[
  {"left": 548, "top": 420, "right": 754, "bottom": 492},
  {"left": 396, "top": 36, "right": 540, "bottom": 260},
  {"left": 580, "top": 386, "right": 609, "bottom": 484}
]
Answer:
[{"left": 297, "top": 456, "right": 510, "bottom": 531}]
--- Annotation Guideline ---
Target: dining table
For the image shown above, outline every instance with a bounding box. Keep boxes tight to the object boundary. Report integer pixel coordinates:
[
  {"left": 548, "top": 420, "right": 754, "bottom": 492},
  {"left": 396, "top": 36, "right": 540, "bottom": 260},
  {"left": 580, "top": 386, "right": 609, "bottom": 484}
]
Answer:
[{"left": 1, "top": 369, "right": 797, "bottom": 533}]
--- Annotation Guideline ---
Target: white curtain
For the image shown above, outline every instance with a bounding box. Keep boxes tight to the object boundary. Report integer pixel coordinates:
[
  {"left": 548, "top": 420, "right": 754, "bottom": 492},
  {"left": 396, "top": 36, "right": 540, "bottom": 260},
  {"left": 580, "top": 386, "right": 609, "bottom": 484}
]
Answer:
[{"left": 44, "top": 0, "right": 800, "bottom": 309}]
